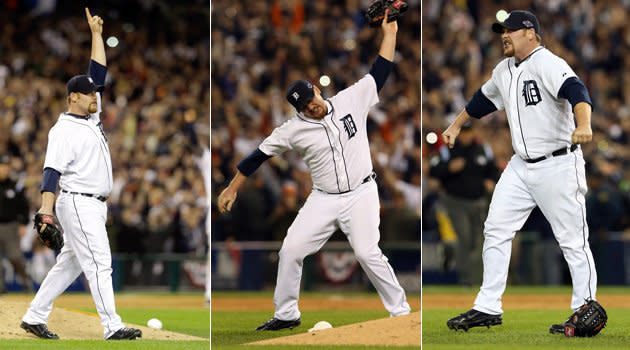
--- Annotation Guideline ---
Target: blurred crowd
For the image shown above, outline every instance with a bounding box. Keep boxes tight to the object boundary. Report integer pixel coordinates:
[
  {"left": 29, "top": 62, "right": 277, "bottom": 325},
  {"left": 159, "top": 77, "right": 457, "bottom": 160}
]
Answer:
[
  {"left": 211, "top": 0, "right": 421, "bottom": 243},
  {"left": 424, "top": 0, "right": 630, "bottom": 249},
  {"left": 0, "top": 2, "right": 210, "bottom": 257}
]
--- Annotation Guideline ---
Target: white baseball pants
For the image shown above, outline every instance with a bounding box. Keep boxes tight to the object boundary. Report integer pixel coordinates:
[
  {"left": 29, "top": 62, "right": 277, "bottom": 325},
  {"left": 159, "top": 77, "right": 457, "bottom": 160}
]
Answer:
[
  {"left": 473, "top": 150, "right": 597, "bottom": 314},
  {"left": 23, "top": 193, "right": 124, "bottom": 338},
  {"left": 273, "top": 180, "right": 411, "bottom": 320}
]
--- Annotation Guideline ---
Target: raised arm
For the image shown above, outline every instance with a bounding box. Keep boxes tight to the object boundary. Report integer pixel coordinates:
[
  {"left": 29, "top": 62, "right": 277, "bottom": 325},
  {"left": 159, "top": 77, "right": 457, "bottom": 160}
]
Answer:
[
  {"left": 85, "top": 7, "right": 106, "bottom": 67},
  {"left": 369, "top": 9, "right": 398, "bottom": 93},
  {"left": 378, "top": 9, "right": 397, "bottom": 62}
]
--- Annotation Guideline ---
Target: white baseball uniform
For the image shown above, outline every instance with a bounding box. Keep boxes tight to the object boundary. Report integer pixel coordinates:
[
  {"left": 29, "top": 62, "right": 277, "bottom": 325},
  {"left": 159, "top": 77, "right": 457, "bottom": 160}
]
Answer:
[
  {"left": 472, "top": 46, "right": 597, "bottom": 314},
  {"left": 193, "top": 146, "right": 211, "bottom": 302},
  {"left": 259, "top": 74, "right": 411, "bottom": 320},
  {"left": 22, "top": 85, "right": 126, "bottom": 338}
]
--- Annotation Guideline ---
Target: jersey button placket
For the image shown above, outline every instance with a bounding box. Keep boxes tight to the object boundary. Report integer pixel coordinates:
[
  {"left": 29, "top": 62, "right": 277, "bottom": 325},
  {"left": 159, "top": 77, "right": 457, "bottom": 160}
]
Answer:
[{"left": 327, "top": 118, "right": 347, "bottom": 191}]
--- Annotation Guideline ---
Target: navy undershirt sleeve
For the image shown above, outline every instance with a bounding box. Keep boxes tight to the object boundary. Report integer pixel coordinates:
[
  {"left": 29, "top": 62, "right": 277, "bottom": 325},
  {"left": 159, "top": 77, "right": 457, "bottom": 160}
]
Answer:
[
  {"left": 41, "top": 167, "right": 61, "bottom": 194},
  {"left": 88, "top": 60, "right": 107, "bottom": 86},
  {"left": 237, "top": 148, "right": 272, "bottom": 176},
  {"left": 465, "top": 89, "right": 498, "bottom": 119},
  {"left": 558, "top": 77, "right": 592, "bottom": 108},
  {"left": 368, "top": 55, "right": 394, "bottom": 92}
]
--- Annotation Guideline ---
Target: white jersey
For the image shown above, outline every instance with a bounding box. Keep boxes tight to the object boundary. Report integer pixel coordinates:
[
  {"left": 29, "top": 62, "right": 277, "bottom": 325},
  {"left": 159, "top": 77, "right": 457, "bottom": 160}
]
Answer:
[
  {"left": 481, "top": 46, "right": 578, "bottom": 159},
  {"left": 43, "top": 92, "right": 113, "bottom": 197},
  {"left": 259, "top": 74, "right": 379, "bottom": 194}
]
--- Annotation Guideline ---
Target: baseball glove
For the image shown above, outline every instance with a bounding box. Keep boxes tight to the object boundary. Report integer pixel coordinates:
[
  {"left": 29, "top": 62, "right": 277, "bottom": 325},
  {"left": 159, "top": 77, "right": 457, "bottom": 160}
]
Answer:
[
  {"left": 365, "top": 0, "right": 408, "bottom": 27},
  {"left": 34, "top": 213, "right": 64, "bottom": 251},
  {"left": 564, "top": 300, "right": 607, "bottom": 337}
]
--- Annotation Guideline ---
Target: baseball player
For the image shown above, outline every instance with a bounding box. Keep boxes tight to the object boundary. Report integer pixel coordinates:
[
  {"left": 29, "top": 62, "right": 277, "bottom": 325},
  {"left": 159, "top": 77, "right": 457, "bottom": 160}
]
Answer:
[
  {"left": 20, "top": 8, "right": 141, "bottom": 340},
  {"left": 0, "top": 155, "right": 33, "bottom": 293},
  {"left": 218, "top": 10, "right": 411, "bottom": 331},
  {"left": 184, "top": 109, "right": 211, "bottom": 306},
  {"left": 444, "top": 10, "right": 599, "bottom": 332}
]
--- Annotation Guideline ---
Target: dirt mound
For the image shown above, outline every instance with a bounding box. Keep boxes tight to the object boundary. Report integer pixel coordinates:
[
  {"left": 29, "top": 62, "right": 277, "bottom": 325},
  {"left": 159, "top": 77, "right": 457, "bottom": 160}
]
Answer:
[
  {"left": 248, "top": 311, "right": 420, "bottom": 346},
  {"left": 0, "top": 300, "right": 205, "bottom": 340}
]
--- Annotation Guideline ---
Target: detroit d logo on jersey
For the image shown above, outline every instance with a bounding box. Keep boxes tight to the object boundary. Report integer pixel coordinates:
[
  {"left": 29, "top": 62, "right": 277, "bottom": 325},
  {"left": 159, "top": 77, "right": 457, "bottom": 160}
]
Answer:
[
  {"left": 340, "top": 114, "right": 357, "bottom": 139},
  {"left": 522, "top": 80, "right": 542, "bottom": 106}
]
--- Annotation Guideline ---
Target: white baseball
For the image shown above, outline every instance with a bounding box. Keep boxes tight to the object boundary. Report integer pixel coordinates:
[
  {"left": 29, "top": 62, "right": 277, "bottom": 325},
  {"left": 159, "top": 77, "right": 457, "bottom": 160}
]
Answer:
[
  {"left": 496, "top": 10, "right": 509, "bottom": 22},
  {"left": 308, "top": 321, "right": 333, "bottom": 332},
  {"left": 426, "top": 132, "right": 438, "bottom": 144},
  {"left": 147, "top": 318, "right": 163, "bottom": 330}
]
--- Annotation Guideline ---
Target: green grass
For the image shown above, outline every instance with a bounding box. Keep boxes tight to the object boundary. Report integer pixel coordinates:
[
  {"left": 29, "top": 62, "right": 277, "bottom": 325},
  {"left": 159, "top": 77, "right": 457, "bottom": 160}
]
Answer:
[
  {"left": 1, "top": 340, "right": 209, "bottom": 349},
  {"left": 423, "top": 308, "right": 630, "bottom": 349},
  {"left": 1, "top": 306, "right": 209, "bottom": 349},
  {"left": 85, "top": 307, "right": 210, "bottom": 339},
  {"left": 423, "top": 286, "right": 630, "bottom": 349},
  {"left": 212, "top": 310, "right": 418, "bottom": 349}
]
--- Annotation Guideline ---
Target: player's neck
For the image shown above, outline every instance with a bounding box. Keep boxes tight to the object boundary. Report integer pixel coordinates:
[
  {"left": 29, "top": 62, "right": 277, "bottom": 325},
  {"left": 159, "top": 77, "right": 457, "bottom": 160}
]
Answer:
[
  {"left": 515, "top": 44, "right": 542, "bottom": 63},
  {"left": 67, "top": 106, "right": 88, "bottom": 117}
]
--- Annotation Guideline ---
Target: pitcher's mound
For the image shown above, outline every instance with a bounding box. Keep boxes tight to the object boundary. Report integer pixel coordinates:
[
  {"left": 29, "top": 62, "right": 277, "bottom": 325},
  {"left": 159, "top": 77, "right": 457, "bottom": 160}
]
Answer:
[
  {"left": 0, "top": 300, "right": 205, "bottom": 340},
  {"left": 248, "top": 311, "right": 420, "bottom": 346}
]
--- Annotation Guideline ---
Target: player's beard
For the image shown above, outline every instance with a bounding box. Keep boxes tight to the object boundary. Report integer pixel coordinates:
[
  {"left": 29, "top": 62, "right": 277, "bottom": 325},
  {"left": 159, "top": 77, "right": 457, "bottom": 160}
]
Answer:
[
  {"left": 304, "top": 104, "right": 326, "bottom": 119},
  {"left": 88, "top": 102, "right": 97, "bottom": 114},
  {"left": 503, "top": 41, "right": 515, "bottom": 57}
]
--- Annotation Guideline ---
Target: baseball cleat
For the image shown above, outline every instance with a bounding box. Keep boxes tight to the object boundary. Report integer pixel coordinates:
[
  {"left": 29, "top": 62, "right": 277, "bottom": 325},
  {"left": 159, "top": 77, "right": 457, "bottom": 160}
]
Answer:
[
  {"left": 20, "top": 321, "right": 59, "bottom": 339},
  {"left": 447, "top": 309, "right": 502, "bottom": 331},
  {"left": 256, "top": 317, "right": 301, "bottom": 331},
  {"left": 107, "top": 327, "right": 142, "bottom": 340},
  {"left": 549, "top": 315, "right": 573, "bottom": 334}
]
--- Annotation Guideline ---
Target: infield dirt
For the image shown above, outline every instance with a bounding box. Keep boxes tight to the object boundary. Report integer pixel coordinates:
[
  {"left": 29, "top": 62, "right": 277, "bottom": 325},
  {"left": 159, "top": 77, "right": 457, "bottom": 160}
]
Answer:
[
  {"left": 0, "top": 294, "right": 206, "bottom": 340},
  {"left": 248, "top": 311, "right": 421, "bottom": 347},
  {"left": 213, "top": 294, "right": 421, "bottom": 347}
]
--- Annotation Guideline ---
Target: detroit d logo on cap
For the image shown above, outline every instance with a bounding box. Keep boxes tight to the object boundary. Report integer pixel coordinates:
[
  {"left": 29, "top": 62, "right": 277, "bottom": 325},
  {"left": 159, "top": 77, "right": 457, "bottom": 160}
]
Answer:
[{"left": 292, "top": 92, "right": 299, "bottom": 101}]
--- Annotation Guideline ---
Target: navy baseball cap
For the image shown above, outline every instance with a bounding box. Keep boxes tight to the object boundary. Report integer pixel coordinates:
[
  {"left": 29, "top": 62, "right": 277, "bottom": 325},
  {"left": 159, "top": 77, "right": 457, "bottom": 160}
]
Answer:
[
  {"left": 66, "top": 75, "right": 104, "bottom": 96},
  {"left": 286, "top": 80, "right": 315, "bottom": 111},
  {"left": 492, "top": 10, "right": 540, "bottom": 34}
]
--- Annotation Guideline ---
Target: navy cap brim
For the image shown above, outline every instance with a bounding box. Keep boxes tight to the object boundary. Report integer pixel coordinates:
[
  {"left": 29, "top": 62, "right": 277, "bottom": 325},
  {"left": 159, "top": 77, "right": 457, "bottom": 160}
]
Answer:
[
  {"left": 95, "top": 85, "right": 105, "bottom": 93},
  {"left": 492, "top": 22, "right": 521, "bottom": 33}
]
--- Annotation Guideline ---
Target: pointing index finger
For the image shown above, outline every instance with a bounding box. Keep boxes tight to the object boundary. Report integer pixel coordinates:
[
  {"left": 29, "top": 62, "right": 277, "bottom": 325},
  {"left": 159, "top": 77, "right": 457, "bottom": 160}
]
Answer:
[{"left": 85, "top": 7, "right": 92, "bottom": 20}]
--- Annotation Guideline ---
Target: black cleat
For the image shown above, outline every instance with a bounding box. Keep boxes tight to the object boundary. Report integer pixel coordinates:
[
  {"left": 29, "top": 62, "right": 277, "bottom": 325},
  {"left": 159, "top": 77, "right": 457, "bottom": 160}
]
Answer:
[
  {"left": 550, "top": 315, "right": 573, "bottom": 334},
  {"left": 20, "top": 321, "right": 59, "bottom": 339},
  {"left": 447, "top": 309, "right": 502, "bottom": 331},
  {"left": 107, "top": 327, "right": 142, "bottom": 340},
  {"left": 256, "top": 317, "right": 301, "bottom": 331}
]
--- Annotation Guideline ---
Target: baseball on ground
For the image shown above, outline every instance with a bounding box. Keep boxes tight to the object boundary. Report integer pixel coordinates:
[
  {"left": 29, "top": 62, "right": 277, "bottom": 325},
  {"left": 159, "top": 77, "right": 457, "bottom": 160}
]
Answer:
[{"left": 147, "top": 318, "right": 163, "bottom": 330}]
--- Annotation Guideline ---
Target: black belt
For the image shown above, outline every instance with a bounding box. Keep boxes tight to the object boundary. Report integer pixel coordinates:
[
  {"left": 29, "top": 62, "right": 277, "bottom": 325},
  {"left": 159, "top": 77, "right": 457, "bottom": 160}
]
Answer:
[
  {"left": 317, "top": 172, "right": 376, "bottom": 195},
  {"left": 61, "top": 189, "right": 108, "bottom": 202},
  {"left": 524, "top": 144, "right": 578, "bottom": 164}
]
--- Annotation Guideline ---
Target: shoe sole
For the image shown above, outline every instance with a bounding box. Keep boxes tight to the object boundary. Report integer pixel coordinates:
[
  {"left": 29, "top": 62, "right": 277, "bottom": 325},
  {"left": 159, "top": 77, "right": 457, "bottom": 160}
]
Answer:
[
  {"left": 257, "top": 322, "right": 301, "bottom": 331},
  {"left": 447, "top": 318, "right": 502, "bottom": 331},
  {"left": 20, "top": 323, "right": 59, "bottom": 339},
  {"left": 118, "top": 332, "right": 142, "bottom": 340}
]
